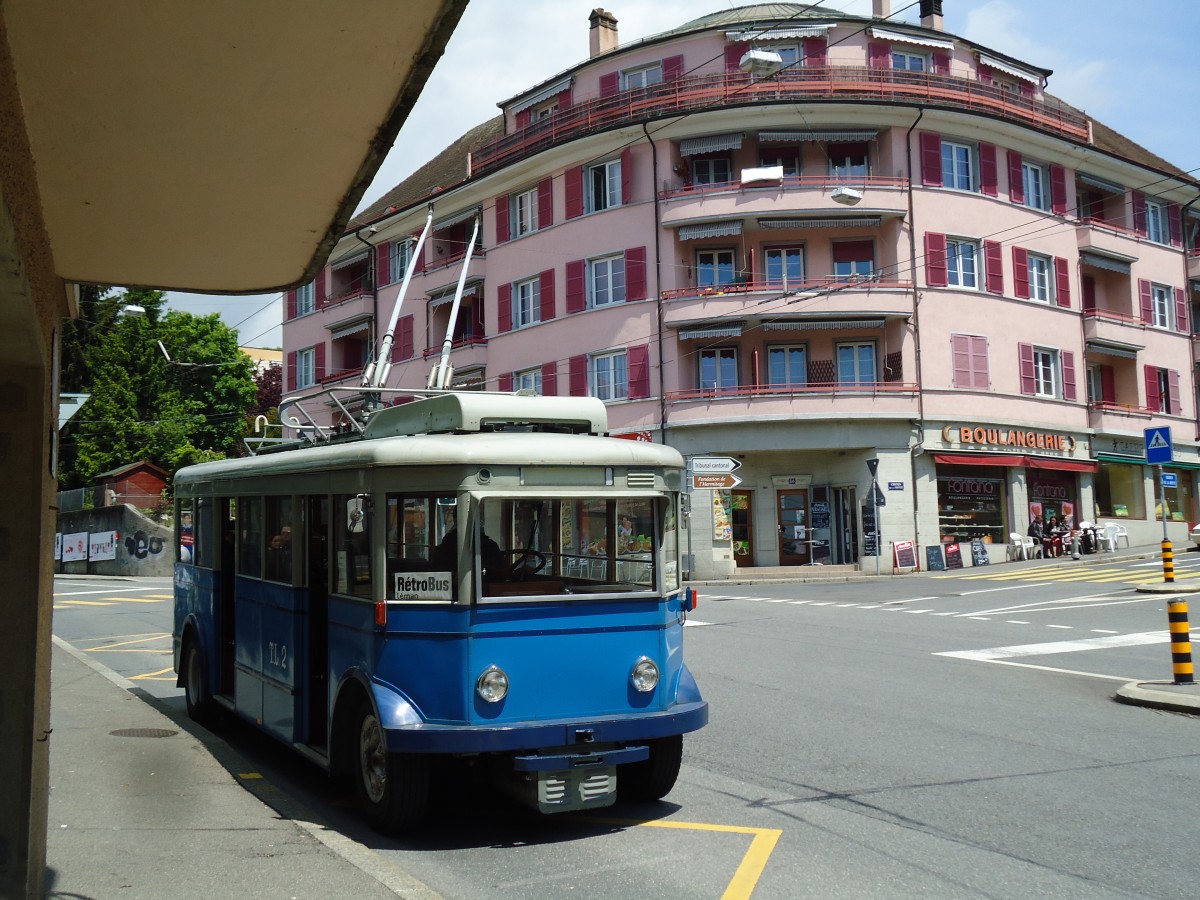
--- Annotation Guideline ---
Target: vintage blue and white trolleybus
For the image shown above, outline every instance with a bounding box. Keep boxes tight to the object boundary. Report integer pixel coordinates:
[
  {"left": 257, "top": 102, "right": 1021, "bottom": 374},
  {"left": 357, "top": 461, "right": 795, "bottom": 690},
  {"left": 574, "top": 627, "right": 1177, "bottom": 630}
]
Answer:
[{"left": 173, "top": 390, "right": 707, "bottom": 831}]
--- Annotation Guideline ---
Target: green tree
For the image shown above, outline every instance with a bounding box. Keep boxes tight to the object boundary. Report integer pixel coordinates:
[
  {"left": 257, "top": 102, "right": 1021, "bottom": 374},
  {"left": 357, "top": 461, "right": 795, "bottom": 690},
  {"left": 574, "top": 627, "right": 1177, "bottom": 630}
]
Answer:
[{"left": 59, "top": 288, "right": 256, "bottom": 487}]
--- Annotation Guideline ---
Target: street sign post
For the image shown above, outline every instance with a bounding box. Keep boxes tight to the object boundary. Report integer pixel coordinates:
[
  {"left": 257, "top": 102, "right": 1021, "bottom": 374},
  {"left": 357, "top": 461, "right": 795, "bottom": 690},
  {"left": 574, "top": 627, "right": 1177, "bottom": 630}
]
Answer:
[
  {"left": 691, "top": 456, "right": 741, "bottom": 474},
  {"left": 867, "top": 459, "right": 881, "bottom": 575},
  {"left": 1162, "top": 472, "right": 1179, "bottom": 488},
  {"left": 1146, "top": 427, "right": 1174, "bottom": 580},
  {"left": 691, "top": 473, "right": 742, "bottom": 490},
  {"left": 1145, "top": 427, "right": 1173, "bottom": 464}
]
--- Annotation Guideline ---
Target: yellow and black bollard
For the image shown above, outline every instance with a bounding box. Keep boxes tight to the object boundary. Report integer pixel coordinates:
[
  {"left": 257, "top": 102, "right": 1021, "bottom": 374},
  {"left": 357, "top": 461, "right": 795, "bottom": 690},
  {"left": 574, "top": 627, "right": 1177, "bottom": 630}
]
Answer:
[
  {"left": 1167, "top": 599, "right": 1195, "bottom": 685},
  {"left": 1161, "top": 539, "right": 1175, "bottom": 583}
]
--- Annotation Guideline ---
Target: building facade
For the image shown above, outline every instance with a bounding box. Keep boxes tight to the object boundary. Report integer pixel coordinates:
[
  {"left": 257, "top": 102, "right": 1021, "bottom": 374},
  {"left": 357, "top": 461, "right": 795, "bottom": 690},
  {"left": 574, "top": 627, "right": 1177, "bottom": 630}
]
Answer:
[{"left": 282, "top": 2, "right": 1200, "bottom": 579}]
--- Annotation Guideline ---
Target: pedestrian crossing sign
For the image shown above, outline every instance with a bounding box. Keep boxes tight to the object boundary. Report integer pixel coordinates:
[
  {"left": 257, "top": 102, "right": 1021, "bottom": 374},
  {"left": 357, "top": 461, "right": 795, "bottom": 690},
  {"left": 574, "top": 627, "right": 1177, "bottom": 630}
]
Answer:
[{"left": 1145, "top": 427, "right": 1173, "bottom": 464}]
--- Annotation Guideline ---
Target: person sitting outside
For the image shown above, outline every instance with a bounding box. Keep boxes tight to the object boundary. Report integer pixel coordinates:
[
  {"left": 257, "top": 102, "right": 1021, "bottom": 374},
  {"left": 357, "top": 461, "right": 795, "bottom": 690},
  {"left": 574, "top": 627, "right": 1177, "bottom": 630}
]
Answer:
[
  {"left": 433, "top": 526, "right": 505, "bottom": 578},
  {"left": 1044, "top": 516, "right": 1066, "bottom": 557}
]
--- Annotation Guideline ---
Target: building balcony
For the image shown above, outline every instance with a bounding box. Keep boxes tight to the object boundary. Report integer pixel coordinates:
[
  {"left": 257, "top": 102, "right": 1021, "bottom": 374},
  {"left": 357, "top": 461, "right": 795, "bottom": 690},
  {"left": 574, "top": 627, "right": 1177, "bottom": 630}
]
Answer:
[
  {"left": 424, "top": 245, "right": 486, "bottom": 275},
  {"left": 1083, "top": 308, "right": 1145, "bottom": 342},
  {"left": 657, "top": 175, "right": 909, "bottom": 226},
  {"left": 1087, "top": 401, "right": 1190, "bottom": 436},
  {"left": 317, "top": 288, "right": 373, "bottom": 320},
  {"left": 1077, "top": 218, "right": 1141, "bottom": 258},
  {"left": 662, "top": 276, "right": 913, "bottom": 311},
  {"left": 471, "top": 66, "right": 1089, "bottom": 177},
  {"left": 665, "top": 381, "right": 920, "bottom": 422},
  {"left": 420, "top": 337, "right": 489, "bottom": 373},
  {"left": 421, "top": 335, "right": 488, "bottom": 359},
  {"left": 1189, "top": 248, "right": 1200, "bottom": 281}
]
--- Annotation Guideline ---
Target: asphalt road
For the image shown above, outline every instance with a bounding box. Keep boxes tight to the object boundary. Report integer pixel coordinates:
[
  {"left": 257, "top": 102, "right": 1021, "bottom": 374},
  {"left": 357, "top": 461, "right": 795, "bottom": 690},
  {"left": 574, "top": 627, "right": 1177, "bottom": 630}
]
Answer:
[{"left": 52, "top": 556, "right": 1200, "bottom": 899}]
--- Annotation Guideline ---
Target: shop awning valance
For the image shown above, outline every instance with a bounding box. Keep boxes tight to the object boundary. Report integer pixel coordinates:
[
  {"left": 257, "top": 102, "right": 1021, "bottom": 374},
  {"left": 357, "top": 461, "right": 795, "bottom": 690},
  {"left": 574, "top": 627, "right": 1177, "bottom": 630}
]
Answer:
[
  {"left": 510, "top": 76, "right": 573, "bottom": 113},
  {"left": 1078, "top": 173, "right": 1125, "bottom": 195},
  {"left": 1080, "top": 251, "right": 1133, "bottom": 275},
  {"left": 725, "top": 27, "right": 829, "bottom": 41},
  {"left": 976, "top": 52, "right": 1041, "bottom": 84},
  {"left": 678, "top": 220, "right": 743, "bottom": 240},
  {"left": 678, "top": 322, "right": 744, "bottom": 339},
  {"left": 757, "top": 216, "right": 882, "bottom": 229},
  {"left": 433, "top": 207, "right": 482, "bottom": 231},
  {"left": 1086, "top": 339, "right": 1140, "bottom": 360},
  {"left": 935, "top": 452, "right": 1097, "bottom": 472},
  {"left": 330, "top": 250, "right": 368, "bottom": 271},
  {"left": 758, "top": 129, "right": 877, "bottom": 143},
  {"left": 871, "top": 26, "right": 953, "bottom": 50},
  {"left": 679, "top": 133, "right": 744, "bottom": 156},
  {"left": 329, "top": 318, "right": 371, "bottom": 340}
]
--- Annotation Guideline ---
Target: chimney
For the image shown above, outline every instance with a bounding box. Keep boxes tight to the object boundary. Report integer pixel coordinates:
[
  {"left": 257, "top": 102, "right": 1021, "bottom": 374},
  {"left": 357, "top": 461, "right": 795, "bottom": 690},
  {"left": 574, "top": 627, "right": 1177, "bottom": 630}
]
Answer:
[
  {"left": 920, "top": 0, "right": 944, "bottom": 31},
  {"left": 589, "top": 8, "right": 618, "bottom": 58},
  {"left": 872, "top": 0, "right": 891, "bottom": 17}
]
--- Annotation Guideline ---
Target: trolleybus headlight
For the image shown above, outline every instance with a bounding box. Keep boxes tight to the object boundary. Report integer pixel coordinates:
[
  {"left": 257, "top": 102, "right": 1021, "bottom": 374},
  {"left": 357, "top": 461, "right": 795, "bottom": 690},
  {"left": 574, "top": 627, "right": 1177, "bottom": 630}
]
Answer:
[
  {"left": 630, "top": 657, "right": 660, "bottom": 693},
  {"left": 475, "top": 665, "right": 509, "bottom": 703}
]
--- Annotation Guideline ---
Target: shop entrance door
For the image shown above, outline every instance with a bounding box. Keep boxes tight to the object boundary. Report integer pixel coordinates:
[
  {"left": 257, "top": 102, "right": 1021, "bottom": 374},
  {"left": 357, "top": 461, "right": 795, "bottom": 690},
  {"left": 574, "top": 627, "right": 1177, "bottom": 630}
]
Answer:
[
  {"left": 777, "top": 489, "right": 810, "bottom": 565},
  {"left": 732, "top": 490, "right": 753, "bottom": 567},
  {"left": 833, "top": 486, "right": 858, "bottom": 564}
]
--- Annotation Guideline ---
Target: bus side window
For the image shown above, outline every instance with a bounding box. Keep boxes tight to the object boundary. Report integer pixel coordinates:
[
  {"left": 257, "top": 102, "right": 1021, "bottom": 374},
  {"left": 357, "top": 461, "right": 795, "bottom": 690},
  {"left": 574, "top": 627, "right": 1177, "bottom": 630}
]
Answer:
[
  {"left": 195, "top": 498, "right": 215, "bottom": 568},
  {"left": 334, "top": 493, "right": 372, "bottom": 598},
  {"left": 237, "top": 496, "right": 264, "bottom": 579}
]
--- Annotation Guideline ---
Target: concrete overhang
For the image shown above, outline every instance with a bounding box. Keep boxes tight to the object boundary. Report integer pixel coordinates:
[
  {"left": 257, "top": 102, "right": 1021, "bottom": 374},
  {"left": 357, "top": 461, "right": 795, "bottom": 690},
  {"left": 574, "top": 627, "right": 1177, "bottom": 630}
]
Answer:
[{"left": 1, "top": 0, "right": 468, "bottom": 299}]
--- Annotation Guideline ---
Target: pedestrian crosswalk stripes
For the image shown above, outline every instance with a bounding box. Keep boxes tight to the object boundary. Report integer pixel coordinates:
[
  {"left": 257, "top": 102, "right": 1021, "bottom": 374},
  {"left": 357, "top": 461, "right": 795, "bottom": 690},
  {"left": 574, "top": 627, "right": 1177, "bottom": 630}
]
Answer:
[{"left": 932, "top": 558, "right": 1200, "bottom": 585}]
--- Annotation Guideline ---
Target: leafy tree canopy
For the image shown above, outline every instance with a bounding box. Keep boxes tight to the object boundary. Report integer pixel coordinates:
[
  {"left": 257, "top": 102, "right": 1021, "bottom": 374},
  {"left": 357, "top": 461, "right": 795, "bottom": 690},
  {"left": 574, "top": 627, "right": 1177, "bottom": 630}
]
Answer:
[{"left": 59, "top": 287, "right": 257, "bottom": 488}]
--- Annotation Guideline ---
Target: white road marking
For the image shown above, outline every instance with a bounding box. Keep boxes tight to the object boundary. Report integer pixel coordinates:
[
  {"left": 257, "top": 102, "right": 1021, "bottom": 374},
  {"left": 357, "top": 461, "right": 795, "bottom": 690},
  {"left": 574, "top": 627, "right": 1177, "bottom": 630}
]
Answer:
[
  {"left": 835, "top": 603, "right": 859, "bottom": 607},
  {"left": 936, "top": 631, "right": 1168, "bottom": 662},
  {"left": 903, "top": 609, "right": 932, "bottom": 614},
  {"left": 957, "top": 583, "right": 1053, "bottom": 595},
  {"left": 932, "top": 611, "right": 958, "bottom": 616},
  {"left": 1091, "top": 629, "right": 1119, "bottom": 634},
  {"left": 1006, "top": 620, "right": 1030, "bottom": 625},
  {"left": 966, "top": 591, "right": 1133, "bottom": 617},
  {"left": 683, "top": 620, "right": 712, "bottom": 627},
  {"left": 857, "top": 605, "right": 881, "bottom": 609},
  {"left": 767, "top": 598, "right": 793, "bottom": 603},
  {"left": 789, "top": 600, "right": 811, "bottom": 605},
  {"left": 54, "top": 586, "right": 167, "bottom": 597},
  {"left": 966, "top": 616, "right": 992, "bottom": 621},
  {"left": 809, "top": 602, "right": 834, "bottom": 606},
  {"left": 1046, "top": 624, "right": 1073, "bottom": 629}
]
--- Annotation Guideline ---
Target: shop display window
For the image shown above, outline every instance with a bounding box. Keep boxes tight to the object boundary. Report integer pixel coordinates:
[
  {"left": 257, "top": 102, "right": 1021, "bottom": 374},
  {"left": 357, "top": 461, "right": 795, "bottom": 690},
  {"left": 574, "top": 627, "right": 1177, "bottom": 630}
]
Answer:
[
  {"left": 1158, "top": 468, "right": 1196, "bottom": 522},
  {"left": 937, "top": 467, "right": 1007, "bottom": 543},
  {"left": 1027, "top": 471, "right": 1080, "bottom": 528},
  {"left": 1095, "top": 463, "right": 1146, "bottom": 519}
]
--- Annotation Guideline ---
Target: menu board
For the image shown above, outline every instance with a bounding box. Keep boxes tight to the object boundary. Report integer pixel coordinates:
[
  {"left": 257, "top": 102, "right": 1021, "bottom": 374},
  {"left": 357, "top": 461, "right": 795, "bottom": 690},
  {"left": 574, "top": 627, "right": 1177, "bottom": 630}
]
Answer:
[
  {"left": 970, "top": 538, "right": 990, "bottom": 566},
  {"left": 944, "top": 542, "right": 964, "bottom": 569},
  {"left": 811, "top": 501, "right": 831, "bottom": 530},
  {"left": 925, "top": 545, "right": 945, "bottom": 571},
  {"left": 893, "top": 540, "right": 918, "bottom": 571},
  {"left": 861, "top": 504, "right": 879, "bottom": 556}
]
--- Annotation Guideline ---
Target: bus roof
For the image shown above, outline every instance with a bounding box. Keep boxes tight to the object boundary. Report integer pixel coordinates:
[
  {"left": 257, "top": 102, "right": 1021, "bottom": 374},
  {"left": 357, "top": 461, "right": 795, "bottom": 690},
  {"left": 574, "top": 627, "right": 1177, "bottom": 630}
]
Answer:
[{"left": 362, "top": 392, "right": 609, "bottom": 438}]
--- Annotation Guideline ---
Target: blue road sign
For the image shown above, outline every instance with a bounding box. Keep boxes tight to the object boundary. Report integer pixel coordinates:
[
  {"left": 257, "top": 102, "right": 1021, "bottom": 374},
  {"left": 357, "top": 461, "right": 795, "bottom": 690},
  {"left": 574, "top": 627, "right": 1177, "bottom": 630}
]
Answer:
[
  {"left": 1162, "top": 472, "right": 1179, "bottom": 488},
  {"left": 1145, "top": 427, "right": 1173, "bottom": 464}
]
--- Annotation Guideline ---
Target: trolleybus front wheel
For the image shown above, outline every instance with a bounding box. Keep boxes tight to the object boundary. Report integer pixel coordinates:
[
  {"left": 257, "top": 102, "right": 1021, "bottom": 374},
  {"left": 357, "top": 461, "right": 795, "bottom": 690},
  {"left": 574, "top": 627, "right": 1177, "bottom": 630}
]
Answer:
[
  {"left": 619, "top": 734, "right": 683, "bottom": 802},
  {"left": 182, "top": 637, "right": 217, "bottom": 726},
  {"left": 352, "top": 701, "right": 429, "bottom": 832}
]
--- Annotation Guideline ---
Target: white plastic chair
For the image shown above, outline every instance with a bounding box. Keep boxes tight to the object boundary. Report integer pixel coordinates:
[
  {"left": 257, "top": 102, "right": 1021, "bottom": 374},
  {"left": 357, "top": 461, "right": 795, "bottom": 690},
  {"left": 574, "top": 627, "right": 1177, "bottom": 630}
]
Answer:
[
  {"left": 1097, "top": 523, "right": 1118, "bottom": 552},
  {"left": 1008, "top": 532, "right": 1027, "bottom": 560},
  {"left": 1110, "top": 522, "right": 1130, "bottom": 549}
]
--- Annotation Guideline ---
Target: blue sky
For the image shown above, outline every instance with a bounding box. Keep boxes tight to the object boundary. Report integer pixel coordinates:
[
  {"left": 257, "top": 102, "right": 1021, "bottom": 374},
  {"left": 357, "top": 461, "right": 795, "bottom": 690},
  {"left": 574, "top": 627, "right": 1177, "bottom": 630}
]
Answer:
[{"left": 165, "top": 0, "right": 1200, "bottom": 349}]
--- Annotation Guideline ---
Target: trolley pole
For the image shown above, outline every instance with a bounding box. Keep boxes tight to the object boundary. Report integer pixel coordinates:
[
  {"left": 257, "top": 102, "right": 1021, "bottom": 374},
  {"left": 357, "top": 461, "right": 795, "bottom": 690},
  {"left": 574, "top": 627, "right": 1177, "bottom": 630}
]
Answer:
[
  {"left": 1160, "top": 464, "right": 1174, "bottom": 583},
  {"left": 1167, "top": 599, "right": 1195, "bottom": 685}
]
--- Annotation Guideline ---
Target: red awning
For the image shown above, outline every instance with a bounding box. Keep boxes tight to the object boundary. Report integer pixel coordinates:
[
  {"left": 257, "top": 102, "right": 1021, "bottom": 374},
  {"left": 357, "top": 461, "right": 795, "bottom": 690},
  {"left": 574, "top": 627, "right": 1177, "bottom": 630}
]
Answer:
[
  {"left": 933, "top": 453, "right": 1026, "bottom": 467},
  {"left": 1025, "top": 457, "right": 1098, "bottom": 472}
]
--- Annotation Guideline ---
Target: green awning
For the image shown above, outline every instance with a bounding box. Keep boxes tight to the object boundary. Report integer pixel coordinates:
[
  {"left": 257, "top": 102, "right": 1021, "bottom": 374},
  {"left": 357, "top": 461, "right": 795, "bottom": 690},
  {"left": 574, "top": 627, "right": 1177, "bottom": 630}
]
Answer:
[{"left": 1096, "top": 453, "right": 1200, "bottom": 470}]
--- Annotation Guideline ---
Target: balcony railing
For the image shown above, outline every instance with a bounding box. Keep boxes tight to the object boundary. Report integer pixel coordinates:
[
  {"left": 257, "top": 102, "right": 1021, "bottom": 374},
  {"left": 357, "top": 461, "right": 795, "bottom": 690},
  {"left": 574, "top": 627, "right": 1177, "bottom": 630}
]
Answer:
[
  {"left": 318, "top": 367, "right": 362, "bottom": 386},
  {"left": 319, "top": 283, "right": 372, "bottom": 310},
  {"left": 472, "top": 66, "right": 1089, "bottom": 176},
  {"left": 421, "top": 335, "right": 488, "bottom": 358},
  {"left": 658, "top": 173, "right": 908, "bottom": 200},
  {"left": 425, "top": 246, "right": 486, "bottom": 273},
  {"left": 1083, "top": 307, "right": 1142, "bottom": 326},
  {"left": 666, "top": 381, "right": 917, "bottom": 402},
  {"left": 1078, "top": 216, "right": 1138, "bottom": 241},
  {"left": 660, "top": 276, "right": 912, "bottom": 302}
]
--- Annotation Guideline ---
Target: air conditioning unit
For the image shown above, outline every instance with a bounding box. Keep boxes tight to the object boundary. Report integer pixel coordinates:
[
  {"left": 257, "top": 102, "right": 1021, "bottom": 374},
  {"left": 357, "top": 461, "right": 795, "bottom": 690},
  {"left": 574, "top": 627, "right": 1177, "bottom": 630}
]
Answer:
[
  {"left": 831, "top": 186, "right": 863, "bottom": 206},
  {"left": 739, "top": 49, "right": 783, "bottom": 78}
]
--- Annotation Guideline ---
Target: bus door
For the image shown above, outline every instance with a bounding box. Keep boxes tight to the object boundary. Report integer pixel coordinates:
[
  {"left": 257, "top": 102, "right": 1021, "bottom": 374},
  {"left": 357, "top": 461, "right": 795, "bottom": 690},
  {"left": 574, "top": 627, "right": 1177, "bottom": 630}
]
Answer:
[
  {"left": 305, "top": 495, "right": 330, "bottom": 749},
  {"left": 218, "top": 498, "right": 236, "bottom": 696}
]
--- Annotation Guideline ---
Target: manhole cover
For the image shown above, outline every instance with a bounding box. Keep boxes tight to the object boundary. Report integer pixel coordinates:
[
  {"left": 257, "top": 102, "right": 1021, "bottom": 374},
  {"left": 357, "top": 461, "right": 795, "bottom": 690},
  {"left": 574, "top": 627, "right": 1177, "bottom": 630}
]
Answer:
[{"left": 109, "top": 728, "right": 178, "bottom": 739}]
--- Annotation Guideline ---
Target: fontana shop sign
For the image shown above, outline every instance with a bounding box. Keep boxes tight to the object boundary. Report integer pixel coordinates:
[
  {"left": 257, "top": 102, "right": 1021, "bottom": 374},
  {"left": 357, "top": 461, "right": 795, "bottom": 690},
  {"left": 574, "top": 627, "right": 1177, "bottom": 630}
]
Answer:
[{"left": 941, "top": 425, "right": 1077, "bottom": 453}]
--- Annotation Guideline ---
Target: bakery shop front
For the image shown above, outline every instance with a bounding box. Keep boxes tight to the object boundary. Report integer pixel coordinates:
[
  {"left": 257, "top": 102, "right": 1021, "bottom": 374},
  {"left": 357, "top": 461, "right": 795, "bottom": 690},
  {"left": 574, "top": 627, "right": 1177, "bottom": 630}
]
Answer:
[{"left": 934, "top": 424, "right": 1096, "bottom": 544}]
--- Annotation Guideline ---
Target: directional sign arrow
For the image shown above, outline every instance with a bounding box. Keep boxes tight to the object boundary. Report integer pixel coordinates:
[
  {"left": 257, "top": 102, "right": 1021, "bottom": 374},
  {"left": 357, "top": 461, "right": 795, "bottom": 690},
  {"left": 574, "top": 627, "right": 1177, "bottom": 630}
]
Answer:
[
  {"left": 692, "top": 473, "right": 742, "bottom": 490},
  {"left": 691, "top": 456, "right": 741, "bottom": 474}
]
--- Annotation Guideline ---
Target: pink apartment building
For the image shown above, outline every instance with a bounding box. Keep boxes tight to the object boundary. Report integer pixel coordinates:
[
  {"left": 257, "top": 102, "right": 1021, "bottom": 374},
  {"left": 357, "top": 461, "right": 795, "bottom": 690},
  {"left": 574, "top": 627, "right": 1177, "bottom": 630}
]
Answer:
[{"left": 281, "top": 1, "right": 1200, "bottom": 579}]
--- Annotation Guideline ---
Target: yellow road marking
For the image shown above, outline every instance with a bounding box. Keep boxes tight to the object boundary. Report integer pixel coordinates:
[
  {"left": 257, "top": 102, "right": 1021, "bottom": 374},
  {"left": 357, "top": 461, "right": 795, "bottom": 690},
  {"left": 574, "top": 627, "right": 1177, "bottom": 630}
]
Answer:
[
  {"left": 239, "top": 772, "right": 264, "bottom": 780},
  {"left": 128, "top": 667, "right": 175, "bottom": 681},
  {"left": 58, "top": 600, "right": 114, "bottom": 606},
  {"left": 587, "top": 816, "right": 782, "bottom": 899},
  {"left": 104, "top": 597, "right": 166, "bottom": 603},
  {"left": 84, "top": 634, "right": 171, "bottom": 650}
]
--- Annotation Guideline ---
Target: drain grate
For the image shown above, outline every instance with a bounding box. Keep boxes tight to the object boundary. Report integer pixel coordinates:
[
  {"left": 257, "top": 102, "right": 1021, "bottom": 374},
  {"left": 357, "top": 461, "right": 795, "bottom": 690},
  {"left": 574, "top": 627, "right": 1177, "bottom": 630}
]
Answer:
[{"left": 109, "top": 728, "right": 178, "bottom": 739}]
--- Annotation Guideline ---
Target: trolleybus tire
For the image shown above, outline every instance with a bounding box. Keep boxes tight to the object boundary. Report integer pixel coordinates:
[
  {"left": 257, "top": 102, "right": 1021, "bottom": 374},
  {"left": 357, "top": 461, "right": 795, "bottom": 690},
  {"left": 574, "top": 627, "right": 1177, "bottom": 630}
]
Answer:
[
  {"left": 619, "top": 734, "right": 683, "bottom": 802},
  {"left": 182, "top": 637, "right": 218, "bottom": 727},
  {"left": 352, "top": 700, "right": 430, "bottom": 832}
]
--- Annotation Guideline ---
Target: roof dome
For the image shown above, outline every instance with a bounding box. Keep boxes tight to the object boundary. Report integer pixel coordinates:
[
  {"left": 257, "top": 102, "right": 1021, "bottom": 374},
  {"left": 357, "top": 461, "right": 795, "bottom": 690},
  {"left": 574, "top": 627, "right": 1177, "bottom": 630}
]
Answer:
[{"left": 675, "top": 3, "right": 849, "bottom": 33}]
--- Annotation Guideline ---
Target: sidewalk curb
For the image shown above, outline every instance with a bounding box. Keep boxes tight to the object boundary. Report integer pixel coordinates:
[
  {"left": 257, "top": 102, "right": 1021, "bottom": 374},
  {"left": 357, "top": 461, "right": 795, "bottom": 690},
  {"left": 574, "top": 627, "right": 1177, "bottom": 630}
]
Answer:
[
  {"left": 51, "top": 635, "right": 445, "bottom": 900},
  {"left": 1115, "top": 680, "right": 1200, "bottom": 715}
]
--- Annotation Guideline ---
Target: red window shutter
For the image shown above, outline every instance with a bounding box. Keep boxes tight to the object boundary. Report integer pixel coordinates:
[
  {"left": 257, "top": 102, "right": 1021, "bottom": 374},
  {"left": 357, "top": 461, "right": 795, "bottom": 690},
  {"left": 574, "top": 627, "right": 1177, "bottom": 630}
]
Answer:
[
  {"left": 724, "top": 42, "right": 749, "bottom": 72},
  {"left": 803, "top": 38, "right": 826, "bottom": 67},
  {"left": 1018, "top": 82, "right": 1034, "bottom": 97},
  {"left": 498, "top": 372, "right": 513, "bottom": 393},
  {"left": 970, "top": 336, "right": 989, "bottom": 389},
  {"left": 497, "top": 283, "right": 512, "bottom": 333},
  {"left": 627, "top": 344, "right": 650, "bottom": 399},
  {"left": 1132, "top": 191, "right": 1147, "bottom": 237},
  {"left": 569, "top": 355, "right": 588, "bottom": 396},
  {"left": 951, "top": 334, "right": 971, "bottom": 388},
  {"left": 1018, "top": 343, "right": 1036, "bottom": 395},
  {"left": 620, "top": 146, "right": 633, "bottom": 205},
  {"left": 313, "top": 271, "right": 326, "bottom": 306},
  {"left": 514, "top": 109, "right": 531, "bottom": 130},
  {"left": 473, "top": 299, "right": 485, "bottom": 336},
  {"left": 599, "top": 72, "right": 619, "bottom": 97},
  {"left": 411, "top": 231, "right": 426, "bottom": 273},
  {"left": 565, "top": 166, "right": 584, "bottom": 219},
  {"left": 286, "top": 350, "right": 297, "bottom": 391},
  {"left": 1145, "top": 365, "right": 1160, "bottom": 411},
  {"left": 831, "top": 240, "right": 874, "bottom": 264},
  {"left": 1169, "top": 369, "right": 1182, "bottom": 415},
  {"left": 662, "top": 54, "right": 683, "bottom": 81},
  {"left": 376, "top": 243, "right": 391, "bottom": 287},
  {"left": 537, "top": 178, "right": 553, "bottom": 228},
  {"left": 924, "top": 232, "right": 948, "bottom": 287},
  {"left": 314, "top": 342, "right": 326, "bottom": 380},
  {"left": 1049, "top": 164, "right": 1068, "bottom": 215},
  {"left": 919, "top": 132, "right": 942, "bottom": 187},
  {"left": 1008, "top": 150, "right": 1024, "bottom": 205},
  {"left": 539, "top": 269, "right": 555, "bottom": 321},
  {"left": 868, "top": 42, "right": 890, "bottom": 68},
  {"left": 286, "top": 290, "right": 297, "bottom": 320},
  {"left": 1054, "top": 257, "right": 1071, "bottom": 308},
  {"left": 495, "top": 193, "right": 510, "bottom": 243},
  {"left": 932, "top": 52, "right": 950, "bottom": 75},
  {"left": 1100, "top": 365, "right": 1115, "bottom": 403},
  {"left": 399, "top": 317, "right": 413, "bottom": 360},
  {"left": 1012, "top": 247, "right": 1029, "bottom": 298},
  {"left": 541, "top": 362, "right": 557, "bottom": 396},
  {"left": 1175, "top": 287, "right": 1188, "bottom": 333},
  {"left": 1061, "top": 350, "right": 1076, "bottom": 402},
  {"left": 566, "top": 259, "right": 587, "bottom": 313},
  {"left": 984, "top": 240, "right": 1004, "bottom": 293},
  {"left": 1082, "top": 274, "right": 1096, "bottom": 311},
  {"left": 979, "top": 143, "right": 998, "bottom": 196},
  {"left": 556, "top": 86, "right": 572, "bottom": 107},
  {"left": 625, "top": 247, "right": 647, "bottom": 301},
  {"left": 977, "top": 67, "right": 993, "bottom": 85},
  {"left": 1169, "top": 203, "right": 1183, "bottom": 247},
  {"left": 1139, "top": 279, "right": 1153, "bottom": 323}
]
